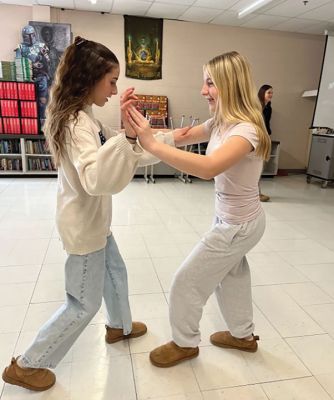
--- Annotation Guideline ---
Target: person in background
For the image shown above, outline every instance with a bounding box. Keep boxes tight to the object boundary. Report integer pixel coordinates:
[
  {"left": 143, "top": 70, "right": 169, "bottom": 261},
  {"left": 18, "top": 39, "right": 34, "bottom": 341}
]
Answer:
[
  {"left": 2, "top": 36, "right": 177, "bottom": 391},
  {"left": 257, "top": 84, "right": 273, "bottom": 202},
  {"left": 123, "top": 51, "right": 271, "bottom": 367}
]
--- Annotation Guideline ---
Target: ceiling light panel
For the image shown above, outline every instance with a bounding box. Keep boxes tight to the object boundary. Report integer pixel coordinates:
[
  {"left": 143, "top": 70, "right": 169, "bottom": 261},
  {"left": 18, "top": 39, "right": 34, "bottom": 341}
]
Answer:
[{"left": 238, "top": 0, "right": 274, "bottom": 18}]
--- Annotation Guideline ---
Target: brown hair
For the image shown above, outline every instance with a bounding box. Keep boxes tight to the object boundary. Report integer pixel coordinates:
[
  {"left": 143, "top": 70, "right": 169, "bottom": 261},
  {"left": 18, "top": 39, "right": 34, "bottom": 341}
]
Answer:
[
  {"left": 258, "top": 84, "right": 273, "bottom": 108},
  {"left": 44, "top": 36, "right": 119, "bottom": 166}
]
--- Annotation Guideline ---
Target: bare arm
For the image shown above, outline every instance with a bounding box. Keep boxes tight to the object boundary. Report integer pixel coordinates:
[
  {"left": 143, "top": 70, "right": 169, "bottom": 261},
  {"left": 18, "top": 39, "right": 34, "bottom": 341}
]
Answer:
[
  {"left": 145, "top": 136, "right": 252, "bottom": 179},
  {"left": 173, "top": 123, "right": 210, "bottom": 147},
  {"left": 125, "top": 106, "right": 253, "bottom": 180}
]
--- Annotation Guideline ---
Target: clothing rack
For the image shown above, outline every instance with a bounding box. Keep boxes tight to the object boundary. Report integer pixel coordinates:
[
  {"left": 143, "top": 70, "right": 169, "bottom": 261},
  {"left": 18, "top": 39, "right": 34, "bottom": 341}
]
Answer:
[
  {"left": 143, "top": 114, "right": 167, "bottom": 183},
  {"left": 139, "top": 114, "right": 200, "bottom": 183},
  {"left": 170, "top": 115, "right": 200, "bottom": 183}
]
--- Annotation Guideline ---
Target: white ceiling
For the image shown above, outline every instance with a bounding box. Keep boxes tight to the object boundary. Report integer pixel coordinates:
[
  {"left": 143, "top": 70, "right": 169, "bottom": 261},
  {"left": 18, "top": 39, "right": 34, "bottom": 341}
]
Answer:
[{"left": 1, "top": 0, "right": 334, "bottom": 35}]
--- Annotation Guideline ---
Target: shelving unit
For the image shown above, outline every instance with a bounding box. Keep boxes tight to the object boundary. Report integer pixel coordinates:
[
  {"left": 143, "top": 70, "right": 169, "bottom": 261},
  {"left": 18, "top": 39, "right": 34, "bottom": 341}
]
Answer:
[
  {"left": 0, "top": 81, "right": 39, "bottom": 134},
  {"left": 0, "top": 135, "right": 56, "bottom": 175},
  {"left": 0, "top": 80, "right": 56, "bottom": 175},
  {"left": 262, "top": 140, "right": 280, "bottom": 176},
  {"left": 136, "top": 94, "right": 168, "bottom": 129}
]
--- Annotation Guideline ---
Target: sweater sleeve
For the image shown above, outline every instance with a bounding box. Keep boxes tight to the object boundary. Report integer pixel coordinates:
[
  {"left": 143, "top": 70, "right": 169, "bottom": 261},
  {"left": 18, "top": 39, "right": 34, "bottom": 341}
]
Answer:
[
  {"left": 137, "top": 130, "right": 175, "bottom": 167},
  {"left": 98, "top": 121, "right": 176, "bottom": 167},
  {"left": 68, "top": 126, "right": 143, "bottom": 196}
]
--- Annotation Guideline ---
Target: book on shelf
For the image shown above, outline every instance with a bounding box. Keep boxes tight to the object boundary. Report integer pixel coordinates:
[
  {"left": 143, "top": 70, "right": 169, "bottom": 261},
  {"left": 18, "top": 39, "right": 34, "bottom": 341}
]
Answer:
[
  {"left": 0, "top": 81, "right": 39, "bottom": 135},
  {"left": 0, "top": 157, "right": 22, "bottom": 171},
  {"left": 27, "top": 157, "right": 55, "bottom": 171},
  {"left": 0, "top": 138, "right": 21, "bottom": 154},
  {"left": 25, "top": 139, "right": 49, "bottom": 155},
  {"left": 0, "top": 100, "right": 19, "bottom": 116},
  {"left": 20, "top": 101, "right": 38, "bottom": 118},
  {"left": 0, "top": 61, "right": 16, "bottom": 82}
]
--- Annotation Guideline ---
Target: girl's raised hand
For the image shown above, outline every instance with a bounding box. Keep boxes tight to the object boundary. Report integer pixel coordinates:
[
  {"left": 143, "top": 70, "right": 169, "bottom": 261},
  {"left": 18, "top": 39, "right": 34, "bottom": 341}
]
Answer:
[
  {"left": 125, "top": 106, "right": 155, "bottom": 150},
  {"left": 120, "top": 88, "right": 138, "bottom": 139},
  {"left": 120, "top": 87, "right": 138, "bottom": 106}
]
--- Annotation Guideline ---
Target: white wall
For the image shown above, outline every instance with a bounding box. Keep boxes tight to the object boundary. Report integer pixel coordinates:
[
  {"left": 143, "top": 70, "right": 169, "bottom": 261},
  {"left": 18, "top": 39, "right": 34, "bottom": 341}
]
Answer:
[
  {"left": 0, "top": 5, "right": 32, "bottom": 60},
  {"left": 0, "top": 4, "right": 325, "bottom": 169}
]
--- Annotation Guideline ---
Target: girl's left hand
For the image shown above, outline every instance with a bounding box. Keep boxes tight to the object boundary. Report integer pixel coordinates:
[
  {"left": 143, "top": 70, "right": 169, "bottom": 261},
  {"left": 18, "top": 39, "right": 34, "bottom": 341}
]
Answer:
[{"left": 125, "top": 106, "right": 156, "bottom": 150}]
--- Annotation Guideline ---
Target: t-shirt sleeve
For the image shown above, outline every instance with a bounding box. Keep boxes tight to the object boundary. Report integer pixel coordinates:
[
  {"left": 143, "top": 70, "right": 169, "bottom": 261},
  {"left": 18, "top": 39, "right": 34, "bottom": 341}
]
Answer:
[
  {"left": 203, "top": 118, "right": 214, "bottom": 136},
  {"left": 229, "top": 123, "right": 259, "bottom": 150}
]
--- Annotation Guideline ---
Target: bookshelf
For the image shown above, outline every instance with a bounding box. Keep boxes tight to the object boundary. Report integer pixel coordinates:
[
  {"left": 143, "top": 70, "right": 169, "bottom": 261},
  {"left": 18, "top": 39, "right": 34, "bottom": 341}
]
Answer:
[
  {"left": 0, "top": 135, "right": 56, "bottom": 175},
  {"left": 0, "top": 81, "right": 56, "bottom": 175}
]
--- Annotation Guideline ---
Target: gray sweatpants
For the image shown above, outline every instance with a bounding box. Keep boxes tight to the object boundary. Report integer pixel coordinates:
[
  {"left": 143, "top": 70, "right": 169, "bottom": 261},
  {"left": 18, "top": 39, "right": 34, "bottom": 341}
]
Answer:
[{"left": 169, "top": 211, "right": 265, "bottom": 348}]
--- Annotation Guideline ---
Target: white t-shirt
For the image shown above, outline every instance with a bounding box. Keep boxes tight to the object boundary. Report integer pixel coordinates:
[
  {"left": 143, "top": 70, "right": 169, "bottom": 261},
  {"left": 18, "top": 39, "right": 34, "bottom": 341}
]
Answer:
[{"left": 204, "top": 118, "right": 263, "bottom": 224}]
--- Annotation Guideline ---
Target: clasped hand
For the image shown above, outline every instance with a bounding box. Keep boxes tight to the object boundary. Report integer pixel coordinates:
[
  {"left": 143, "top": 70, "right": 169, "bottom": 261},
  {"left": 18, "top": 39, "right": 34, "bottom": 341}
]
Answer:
[
  {"left": 120, "top": 88, "right": 139, "bottom": 140},
  {"left": 121, "top": 96, "right": 155, "bottom": 150}
]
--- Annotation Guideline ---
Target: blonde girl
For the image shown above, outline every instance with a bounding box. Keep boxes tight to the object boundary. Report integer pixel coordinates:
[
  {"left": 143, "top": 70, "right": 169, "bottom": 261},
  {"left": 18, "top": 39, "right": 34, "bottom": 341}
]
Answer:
[{"left": 123, "top": 51, "right": 271, "bottom": 367}]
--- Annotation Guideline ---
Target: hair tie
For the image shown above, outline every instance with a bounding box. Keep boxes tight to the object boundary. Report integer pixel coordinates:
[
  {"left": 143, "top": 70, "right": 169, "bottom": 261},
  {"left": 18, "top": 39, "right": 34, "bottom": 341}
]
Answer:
[{"left": 75, "top": 36, "right": 88, "bottom": 46}]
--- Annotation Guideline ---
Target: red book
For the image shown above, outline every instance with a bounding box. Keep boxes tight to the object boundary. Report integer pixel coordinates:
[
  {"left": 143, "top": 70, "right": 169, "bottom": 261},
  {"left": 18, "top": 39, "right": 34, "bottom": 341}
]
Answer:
[
  {"left": 8, "top": 82, "right": 13, "bottom": 99},
  {"left": 29, "top": 84, "right": 35, "bottom": 100},
  {"left": 16, "top": 118, "right": 21, "bottom": 134},
  {"left": 21, "top": 83, "right": 26, "bottom": 100},
  {"left": 22, "top": 118, "right": 27, "bottom": 134},
  {"left": 33, "top": 102, "right": 37, "bottom": 118},
  {"left": 13, "top": 83, "right": 18, "bottom": 99},
  {"left": 3, "top": 83, "right": 8, "bottom": 99}
]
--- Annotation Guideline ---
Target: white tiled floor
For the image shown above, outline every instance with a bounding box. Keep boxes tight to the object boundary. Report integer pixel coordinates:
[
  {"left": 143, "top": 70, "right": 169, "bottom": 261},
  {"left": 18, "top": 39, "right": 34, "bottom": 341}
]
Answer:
[{"left": 0, "top": 175, "right": 334, "bottom": 399}]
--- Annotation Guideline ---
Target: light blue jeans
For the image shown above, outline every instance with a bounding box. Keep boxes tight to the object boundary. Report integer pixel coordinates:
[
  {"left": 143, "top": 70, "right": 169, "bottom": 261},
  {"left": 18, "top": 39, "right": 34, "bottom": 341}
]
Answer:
[{"left": 20, "top": 234, "right": 132, "bottom": 368}]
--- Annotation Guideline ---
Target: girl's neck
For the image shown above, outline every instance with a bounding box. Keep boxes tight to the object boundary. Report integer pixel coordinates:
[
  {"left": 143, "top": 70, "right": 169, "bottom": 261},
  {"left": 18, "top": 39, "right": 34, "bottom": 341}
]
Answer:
[{"left": 83, "top": 104, "right": 94, "bottom": 118}]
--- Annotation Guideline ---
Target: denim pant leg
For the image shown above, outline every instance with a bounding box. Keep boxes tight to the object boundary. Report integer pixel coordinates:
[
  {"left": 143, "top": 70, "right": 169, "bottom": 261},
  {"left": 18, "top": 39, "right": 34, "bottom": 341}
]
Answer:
[
  {"left": 103, "top": 235, "right": 132, "bottom": 335},
  {"left": 21, "top": 247, "right": 106, "bottom": 369}
]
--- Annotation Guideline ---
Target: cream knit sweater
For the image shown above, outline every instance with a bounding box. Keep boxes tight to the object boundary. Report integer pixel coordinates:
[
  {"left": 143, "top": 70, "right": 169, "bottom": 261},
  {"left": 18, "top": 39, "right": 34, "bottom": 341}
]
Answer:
[{"left": 56, "top": 106, "right": 174, "bottom": 255}]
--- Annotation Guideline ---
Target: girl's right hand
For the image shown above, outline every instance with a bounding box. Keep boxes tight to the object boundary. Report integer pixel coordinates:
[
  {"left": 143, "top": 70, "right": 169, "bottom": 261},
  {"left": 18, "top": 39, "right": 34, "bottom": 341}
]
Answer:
[
  {"left": 125, "top": 106, "right": 155, "bottom": 150},
  {"left": 120, "top": 88, "right": 138, "bottom": 139},
  {"left": 120, "top": 87, "right": 138, "bottom": 106}
]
